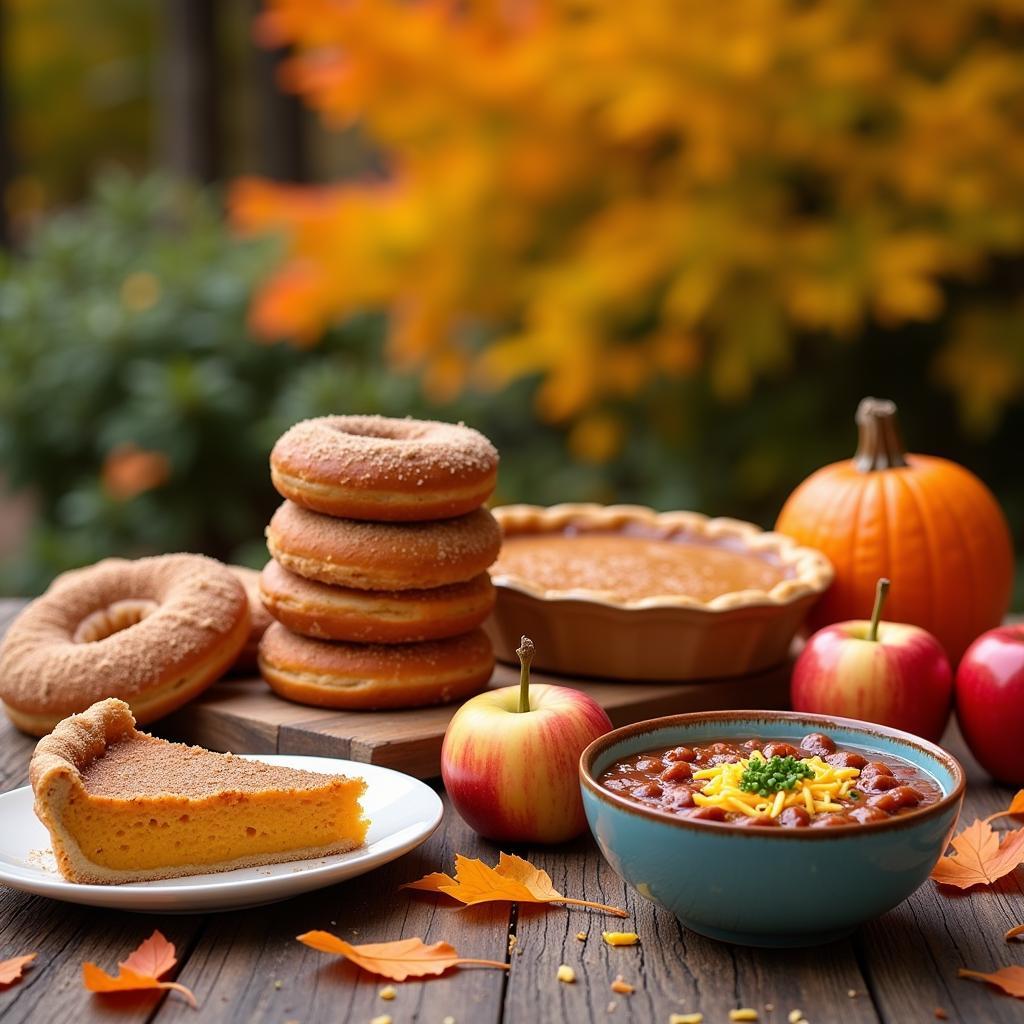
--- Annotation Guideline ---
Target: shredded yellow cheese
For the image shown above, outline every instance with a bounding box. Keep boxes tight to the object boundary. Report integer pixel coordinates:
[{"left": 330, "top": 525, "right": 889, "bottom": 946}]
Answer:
[{"left": 691, "top": 752, "right": 860, "bottom": 820}]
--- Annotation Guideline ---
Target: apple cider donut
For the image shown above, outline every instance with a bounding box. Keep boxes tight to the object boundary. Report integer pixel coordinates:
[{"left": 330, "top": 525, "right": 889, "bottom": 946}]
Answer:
[
  {"left": 0, "top": 554, "right": 250, "bottom": 735},
  {"left": 260, "top": 560, "right": 495, "bottom": 643},
  {"left": 229, "top": 565, "right": 274, "bottom": 672},
  {"left": 270, "top": 415, "right": 499, "bottom": 521},
  {"left": 258, "top": 623, "right": 494, "bottom": 709},
  {"left": 265, "top": 501, "right": 501, "bottom": 590}
]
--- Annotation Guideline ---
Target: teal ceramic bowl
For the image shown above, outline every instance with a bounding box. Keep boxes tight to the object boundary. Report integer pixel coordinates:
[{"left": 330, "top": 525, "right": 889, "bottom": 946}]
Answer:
[{"left": 580, "top": 710, "right": 964, "bottom": 947}]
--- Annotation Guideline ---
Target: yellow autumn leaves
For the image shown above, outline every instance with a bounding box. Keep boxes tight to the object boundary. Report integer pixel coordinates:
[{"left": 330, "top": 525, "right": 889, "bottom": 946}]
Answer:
[{"left": 234, "top": 0, "right": 1024, "bottom": 442}]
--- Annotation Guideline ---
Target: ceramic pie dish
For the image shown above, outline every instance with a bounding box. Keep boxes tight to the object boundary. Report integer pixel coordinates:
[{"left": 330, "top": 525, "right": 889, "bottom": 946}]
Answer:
[{"left": 486, "top": 504, "right": 833, "bottom": 681}]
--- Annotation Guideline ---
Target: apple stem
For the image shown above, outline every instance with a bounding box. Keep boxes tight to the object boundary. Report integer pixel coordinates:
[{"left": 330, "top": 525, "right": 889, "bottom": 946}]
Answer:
[
  {"left": 868, "top": 578, "right": 890, "bottom": 643},
  {"left": 555, "top": 897, "right": 629, "bottom": 917},
  {"left": 517, "top": 636, "right": 535, "bottom": 713}
]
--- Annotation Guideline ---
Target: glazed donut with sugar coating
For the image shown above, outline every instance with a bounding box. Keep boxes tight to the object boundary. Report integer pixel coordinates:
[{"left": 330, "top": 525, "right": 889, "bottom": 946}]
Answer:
[
  {"left": 259, "top": 559, "right": 495, "bottom": 643},
  {"left": 258, "top": 622, "right": 494, "bottom": 709},
  {"left": 0, "top": 554, "right": 250, "bottom": 735},
  {"left": 265, "top": 501, "right": 501, "bottom": 590},
  {"left": 229, "top": 565, "right": 274, "bottom": 672},
  {"left": 270, "top": 414, "right": 499, "bottom": 521}
]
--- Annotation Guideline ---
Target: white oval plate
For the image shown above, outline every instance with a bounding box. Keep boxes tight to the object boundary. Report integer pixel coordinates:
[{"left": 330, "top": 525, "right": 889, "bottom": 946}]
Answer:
[{"left": 0, "top": 754, "right": 442, "bottom": 913}]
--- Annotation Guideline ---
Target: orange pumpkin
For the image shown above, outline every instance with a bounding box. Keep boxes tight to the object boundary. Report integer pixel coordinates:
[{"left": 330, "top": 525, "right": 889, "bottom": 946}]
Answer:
[{"left": 776, "top": 397, "right": 1014, "bottom": 663}]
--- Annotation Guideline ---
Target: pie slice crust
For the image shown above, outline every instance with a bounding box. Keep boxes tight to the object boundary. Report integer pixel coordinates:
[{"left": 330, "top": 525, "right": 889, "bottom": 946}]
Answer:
[{"left": 29, "top": 698, "right": 368, "bottom": 885}]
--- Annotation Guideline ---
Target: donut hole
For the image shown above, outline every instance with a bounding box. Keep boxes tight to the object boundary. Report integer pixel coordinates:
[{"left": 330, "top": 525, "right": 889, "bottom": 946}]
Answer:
[
  {"left": 328, "top": 419, "right": 425, "bottom": 442},
  {"left": 73, "top": 599, "right": 159, "bottom": 644}
]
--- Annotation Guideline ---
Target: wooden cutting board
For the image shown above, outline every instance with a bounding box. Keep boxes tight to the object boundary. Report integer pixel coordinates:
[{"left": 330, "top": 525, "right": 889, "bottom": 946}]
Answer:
[{"left": 161, "top": 659, "right": 793, "bottom": 779}]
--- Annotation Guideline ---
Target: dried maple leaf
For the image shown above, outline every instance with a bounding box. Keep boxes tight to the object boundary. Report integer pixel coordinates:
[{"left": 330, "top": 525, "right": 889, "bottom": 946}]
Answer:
[
  {"left": 997, "top": 790, "right": 1024, "bottom": 820},
  {"left": 959, "top": 965, "right": 1024, "bottom": 998},
  {"left": 296, "top": 932, "right": 508, "bottom": 981},
  {"left": 0, "top": 953, "right": 36, "bottom": 987},
  {"left": 930, "top": 790, "right": 1024, "bottom": 894},
  {"left": 83, "top": 930, "right": 196, "bottom": 1008},
  {"left": 403, "top": 852, "right": 627, "bottom": 917}
]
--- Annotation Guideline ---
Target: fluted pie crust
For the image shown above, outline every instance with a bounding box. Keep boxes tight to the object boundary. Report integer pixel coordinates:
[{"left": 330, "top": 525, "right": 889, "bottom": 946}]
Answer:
[
  {"left": 30, "top": 698, "right": 368, "bottom": 884},
  {"left": 487, "top": 504, "right": 834, "bottom": 681}
]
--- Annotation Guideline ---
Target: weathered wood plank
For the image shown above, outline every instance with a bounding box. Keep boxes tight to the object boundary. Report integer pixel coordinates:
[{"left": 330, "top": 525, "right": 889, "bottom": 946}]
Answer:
[
  {"left": 858, "top": 724, "right": 1024, "bottom": 1024},
  {"left": 0, "top": 886, "right": 202, "bottom": 1024},
  {"left": 501, "top": 835, "right": 881, "bottom": 1024},
  {"left": 151, "top": 794, "right": 511, "bottom": 1024}
]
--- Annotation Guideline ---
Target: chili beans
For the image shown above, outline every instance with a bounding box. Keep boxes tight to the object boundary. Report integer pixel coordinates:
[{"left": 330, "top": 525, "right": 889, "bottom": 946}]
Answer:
[{"left": 598, "top": 732, "right": 943, "bottom": 828}]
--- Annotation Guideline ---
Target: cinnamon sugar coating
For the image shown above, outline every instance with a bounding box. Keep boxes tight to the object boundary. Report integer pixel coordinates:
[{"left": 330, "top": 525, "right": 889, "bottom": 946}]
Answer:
[
  {"left": 266, "top": 501, "right": 501, "bottom": 590},
  {"left": 258, "top": 622, "right": 494, "bottom": 709},
  {"left": 230, "top": 565, "right": 274, "bottom": 668},
  {"left": 270, "top": 415, "right": 498, "bottom": 520},
  {"left": 0, "top": 555, "right": 249, "bottom": 723},
  {"left": 259, "top": 560, "right": 495, "bottom": 643}
]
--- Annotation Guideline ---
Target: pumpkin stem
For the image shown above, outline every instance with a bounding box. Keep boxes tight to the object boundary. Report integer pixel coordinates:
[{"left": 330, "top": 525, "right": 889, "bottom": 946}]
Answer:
[
  {"left": 854, "top": 398, "right": 909, "bottom": 471},
  {"left": 868, "top": 578, "right": 890, "bottom": 642}
]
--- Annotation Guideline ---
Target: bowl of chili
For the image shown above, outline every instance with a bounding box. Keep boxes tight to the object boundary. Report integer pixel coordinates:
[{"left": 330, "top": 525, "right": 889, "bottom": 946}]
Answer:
[{"left": 579, "top": 709, "right": 964, "bottom": 947}]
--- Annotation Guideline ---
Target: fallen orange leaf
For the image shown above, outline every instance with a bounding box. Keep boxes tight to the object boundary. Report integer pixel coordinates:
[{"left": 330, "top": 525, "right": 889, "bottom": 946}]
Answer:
[
  {"left": 1000, "top": 790, "right": 1024, "bottom": 819},
  {"left": 931, "top": 790, "right": 1024, "bottom": 891},
  {"left": 403, "top": 852, "right": 627, "bottom": 917},
  {"left": 119, "top": 930, "right": 178, "bottom": 979},
  {"left": 82, "top": 930, "right": 196, "bottom": 1008},
  {"left": 959, "top": 965, "right": 1024, "bottom": 998},
  {"left": 296, "top": 932, "right": 508, "bottom": 981},
  {"left": 0, "top": 953, "right": 36, "bottom": 987}
]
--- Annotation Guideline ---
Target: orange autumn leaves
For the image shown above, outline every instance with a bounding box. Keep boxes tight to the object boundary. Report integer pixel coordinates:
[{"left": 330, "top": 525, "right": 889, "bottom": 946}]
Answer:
[
  {"left": 238, "top": 0, "right": 1024, "bottom": 432},
  {"left": 932, "top": 790, "right": 1024, "bottom": 1004},
  {"left": 0, "top": 953, "right": 36, "bottom": 988},
  {"left": 931, "top": 790, "right": 1024, "bottom": 889},
  {"left": 299, "top": 853, "right": 627, "bottom": 983},
  {"left": 83, "top": 930, "right": 196, "bottom": 1008},
  {"left": 403, "top": 852, "right": 627, "bottom": 917},
  {"left": 297, "top": 933, "right": 507, "bottom": 981}
]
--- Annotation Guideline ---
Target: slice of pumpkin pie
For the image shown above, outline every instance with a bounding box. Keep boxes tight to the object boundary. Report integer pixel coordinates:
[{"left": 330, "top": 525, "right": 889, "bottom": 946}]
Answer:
[{"left": 30, "top": 698, "right": 368, "bottom": 884}]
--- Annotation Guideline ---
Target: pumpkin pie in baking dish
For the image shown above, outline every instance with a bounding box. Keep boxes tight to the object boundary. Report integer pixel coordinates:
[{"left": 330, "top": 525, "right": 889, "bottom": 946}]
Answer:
[
  {"left": 487, "top": 504, "right": 833, "bottom": 681},
  {"left": 30, "top": 698, "right": 368, "bottom": 884}
]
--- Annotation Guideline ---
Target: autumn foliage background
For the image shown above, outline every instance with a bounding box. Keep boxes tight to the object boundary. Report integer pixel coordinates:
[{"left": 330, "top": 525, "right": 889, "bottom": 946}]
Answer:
[{"left": 1, "top": 0, "right": 1023, "bottom": 598}]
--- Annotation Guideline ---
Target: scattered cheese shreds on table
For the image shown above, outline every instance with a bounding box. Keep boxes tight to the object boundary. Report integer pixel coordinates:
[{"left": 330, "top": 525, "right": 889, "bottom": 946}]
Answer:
[
  {"left": 0, "top": 953, "right": 36, "bottom": 988},
  {"left": 670, "top": 1015, "right": 703, "bottom": 1024},
  {"left": 611, "top": 976, "right": 634, "bottom": 994},
  {"left": 402, "top": 851, "right": 627, "bottom": 916},
  {"left": 958, "top": 965, "right": 1024, "bottom": 998},
  {"left": 603, "top": 931, "right": 639, "bottom": 946},
  {"left": 730, "top": 1010, "right": 760, "bottom": 1022},
  {"left": 557, "top": 964, "right": 576, "bottom": 984},
  {"left": 82, "top": 931, "right": 196, "bottom": 1008},
  {"left": 296, "top": 932, "right": 507, "bottom": 982}
]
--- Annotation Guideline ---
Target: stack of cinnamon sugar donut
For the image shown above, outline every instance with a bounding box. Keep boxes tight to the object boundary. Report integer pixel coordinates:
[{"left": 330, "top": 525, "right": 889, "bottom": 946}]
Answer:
[{"left": 256, "top": 415, "right": 502, "bottom": 709}]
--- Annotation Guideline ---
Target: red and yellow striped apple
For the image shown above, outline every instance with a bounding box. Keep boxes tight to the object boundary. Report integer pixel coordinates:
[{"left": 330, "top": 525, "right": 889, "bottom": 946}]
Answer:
[
  {"left": 441, "top": 637, "right": 612, "bottom": 843},
  {"left": 791, "top": 579, "right": 953, "bottom": 742}
]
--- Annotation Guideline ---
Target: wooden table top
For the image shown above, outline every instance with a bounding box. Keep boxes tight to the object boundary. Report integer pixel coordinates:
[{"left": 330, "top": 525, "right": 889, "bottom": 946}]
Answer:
[{"left": 1, "top": 598, "right": 1023, "bottom": 1024}]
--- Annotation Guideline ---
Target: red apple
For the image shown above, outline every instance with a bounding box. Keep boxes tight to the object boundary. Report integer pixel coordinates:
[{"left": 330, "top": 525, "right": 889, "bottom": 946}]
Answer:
[
  {"left": 791, "top": 578, "right": 953, "bottom": 741},
  {"left": 441, "top": 636, "right": 612, "bottom": 843},
  {"left": 956, "top": 625, "right": 1024, "bottom": 783}
]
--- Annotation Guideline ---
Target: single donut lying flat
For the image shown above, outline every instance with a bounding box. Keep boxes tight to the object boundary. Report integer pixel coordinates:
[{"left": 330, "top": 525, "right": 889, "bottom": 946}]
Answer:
[
  {"left": 259, "top": 560, "right": 495, "bottom": 643},
  {"left": 270, "top": 415, "right": 499, "bottom": 521},
  {"left": 229, "top": 565, "right": 274, "bottom": 672},
  {"left": 265, "top": 501, "right": 501, "bottom": 590},
  {"left": 0, "top": 554, "right": 250, "bottom": 735},
  {"left": 258, "top": 623, "right": 494, "bottom": 709}
]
